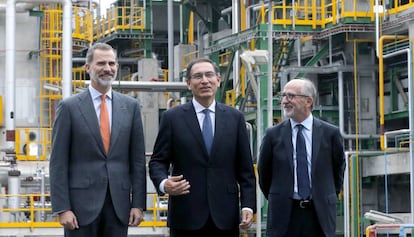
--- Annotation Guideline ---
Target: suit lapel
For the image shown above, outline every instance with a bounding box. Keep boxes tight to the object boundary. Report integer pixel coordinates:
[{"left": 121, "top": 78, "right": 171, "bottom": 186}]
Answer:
[
  {"left": 281, "top": 120, "right": 294, "bottom": 173},
  {"left": 77, "top": 91, "right": 105, "bottom": 153},
  {"left": 109, "top": 92, "right": 127, "bottom": 155},
  {"left": 311, "top": 118, "right": 322, "bottom": 174},
  {"left": 182, "top": 103, "right": 208, "bottom": 156},
  {"left": 211, "top": 103, "right": 226, "bottom": 158}
]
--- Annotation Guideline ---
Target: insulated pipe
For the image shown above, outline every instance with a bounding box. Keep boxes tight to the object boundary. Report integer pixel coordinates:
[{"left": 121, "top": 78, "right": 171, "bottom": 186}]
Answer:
[
  {"left": 5, "top": 0, "right": 16, "bottom": 149},
  {"left": 61, "top": 0, "right": 72, "bottom": 98},
  {"left": 232, "top": 0, "right": 240, "bottom": 103},
  {"left": 76, "top": 80, "right": 189, "bottom": 92},
  {"left": 0, "top": 2, "right": 35, "bottom": 12},
  {"left": 267, "top": 0, "right": 273, "bottom": 130},
  {"left": 375, "top": 0, "right": 380, "bottom": 57},
  {"left": 4, "top": 0, "right": 72, "bottom": 150},
  {"left": 168, "top": 0, "right": 173, "bottom": 81}
]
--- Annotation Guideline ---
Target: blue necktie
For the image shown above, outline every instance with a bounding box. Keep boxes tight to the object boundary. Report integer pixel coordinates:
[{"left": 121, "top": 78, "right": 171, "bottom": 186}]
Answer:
[
  {"left": 296, "top": 124, "right": 310, "bottom": 199},
  {"left": 202, "top": 109, "right": 213, "bottom": 154}
]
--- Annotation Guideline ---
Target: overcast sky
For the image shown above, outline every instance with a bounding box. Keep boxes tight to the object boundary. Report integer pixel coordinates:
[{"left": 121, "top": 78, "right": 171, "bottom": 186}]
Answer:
[{"left": 99, "top": 0, "right": 116, "bottom": 14}]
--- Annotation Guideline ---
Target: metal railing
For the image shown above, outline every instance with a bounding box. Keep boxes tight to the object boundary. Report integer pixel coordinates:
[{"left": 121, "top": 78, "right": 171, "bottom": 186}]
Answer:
[{"left": 0, "top": 193, "right": 167, "bottom": 229}]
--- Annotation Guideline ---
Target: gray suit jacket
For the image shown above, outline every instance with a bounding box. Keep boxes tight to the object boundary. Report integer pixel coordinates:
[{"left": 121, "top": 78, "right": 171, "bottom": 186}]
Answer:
[
  {"left": 50, "top": 90, "right": 146, "bottom": 225},
  {"left": 258, "top": 118, "right": 345, "bottom": 237}
]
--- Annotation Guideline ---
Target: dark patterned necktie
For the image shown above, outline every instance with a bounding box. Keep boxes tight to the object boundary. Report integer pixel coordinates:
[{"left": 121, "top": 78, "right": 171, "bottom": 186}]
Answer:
[
  {"left": 296, "top": 124, "right": 310, "bottom": 199},
  {"left": 202, "top": 109, "right": 213, "bottom": 155}
]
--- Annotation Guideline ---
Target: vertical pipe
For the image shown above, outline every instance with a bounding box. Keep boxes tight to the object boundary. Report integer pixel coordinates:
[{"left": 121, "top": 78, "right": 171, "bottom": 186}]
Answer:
[
  {"left": 267, "top": 0, "right": 273, "bottom": 128},
  {"left": 297, "top": 39, "right": 301, "bottom": 66},
  {"left": 408, "top": 42, "right": 414, "bottom": 223},
  {"left": 197, "top": 20, "right": 204, "bottom": 58},
  {"left": 5, "top": 0, "right": 16, "bottom": 149},
  {"left": 375, "top": 0, "right": 380, "bottom": 57},
  {"left": 7, "top": 170, "right": 21, "bottom": 222},
  {"left": 343, "top": 152, "right": 350, "bottom": 237},
  {"left": 232, "top": 0, "right": 240, "bottom": 100},
  {"left": 168, "top": 0, "right": 173, "bottom": 82},
  {"left": 292, "top": 0, "right": 295, "bottom": 30},
  {"left": 62, "top": 0, "right": 72, "bottom": 98}
]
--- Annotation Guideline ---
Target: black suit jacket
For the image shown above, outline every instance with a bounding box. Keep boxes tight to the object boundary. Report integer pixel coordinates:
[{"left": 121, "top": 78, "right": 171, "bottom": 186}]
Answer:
[
  {"left": 258, "top": 118, "right": 345, "bottom": 237},
  {"left": 149, "top": 102, "right": 256, "bottom": 230},
  {"left": 50, "top": 90, "right": 146, "bottom": 226}
]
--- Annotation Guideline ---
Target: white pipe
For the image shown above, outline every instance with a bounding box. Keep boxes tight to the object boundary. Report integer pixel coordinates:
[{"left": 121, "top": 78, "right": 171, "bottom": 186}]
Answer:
[
  {"left": 343, "top": 151, "right": 350, "bottom": 237},
  {"left": 375, "top": 0, "right": 380, "bottom": 57},
  {"left": 0, "top": 2, "right": 35, "bottom": 12},
  {"left": 4, "top": 0, "right": 72, "bottom": 152},
  {"left": 232, "top": 0, "right": 240, "bottom": 103},
  {"left": 61, "top": 0, "right": 72, "bottom": 98},
  {"left": 168, "top": 0, "right": 173, "bottom": 81},
  {"left": 246, "top": 2, "right": 264, "bottom": 29},
  {"left": 384, "top": 129, "right": 411, "bottom": 149},
  {"left": 267, "top": 0, "right": 273, "bottom": 129},
  {"left": 381, "top": 47, "right": 414, "bottom": 221},
  {"left": 5, "top": 0, "right": 16, "bottom": 149},
  {"left": 292, "top": 0, "right": 295, "bottom": 30},
  {"left": 76, "top": 80, "right": 189, "bottom": 92}
]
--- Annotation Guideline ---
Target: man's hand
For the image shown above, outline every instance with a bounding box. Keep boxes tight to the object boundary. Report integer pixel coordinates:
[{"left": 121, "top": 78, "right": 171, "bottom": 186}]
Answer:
[
  {"left": 129, "top": 208, "right": 144, "bottom": 226},
  {"left": 239, "top": 209, "right": 254, "bottom": 230},
  {"left": 164, "top": 175, "right": 190, "bottom": 196},
  {"left": 58, "top": 210, "right": 79, "bottom": 230}
]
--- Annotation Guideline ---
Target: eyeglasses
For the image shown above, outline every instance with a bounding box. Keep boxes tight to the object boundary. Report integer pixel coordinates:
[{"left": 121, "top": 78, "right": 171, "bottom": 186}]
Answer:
[
  {"left": 190, "top": 71, "right": 217, "bottom": 80},
  {"left": 277, "top": 93, "right": 309, "bottom": 100}
]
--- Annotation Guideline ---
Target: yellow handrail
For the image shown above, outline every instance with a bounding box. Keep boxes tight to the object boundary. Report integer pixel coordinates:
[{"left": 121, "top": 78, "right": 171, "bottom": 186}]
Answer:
[{"left": 0, "top": 193, "right": 167, "bottom": 229}]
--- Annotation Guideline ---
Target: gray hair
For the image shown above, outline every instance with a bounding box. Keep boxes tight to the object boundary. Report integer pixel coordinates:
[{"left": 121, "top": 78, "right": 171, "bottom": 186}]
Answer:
[{"left": 85, "top": 43, "right": 116, "bottom": 64}]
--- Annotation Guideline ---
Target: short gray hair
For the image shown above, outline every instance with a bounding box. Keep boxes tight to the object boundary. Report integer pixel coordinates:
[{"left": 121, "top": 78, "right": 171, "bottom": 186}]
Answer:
[{"left": 85, "top": 43, "right": 116, "bottom": 64}]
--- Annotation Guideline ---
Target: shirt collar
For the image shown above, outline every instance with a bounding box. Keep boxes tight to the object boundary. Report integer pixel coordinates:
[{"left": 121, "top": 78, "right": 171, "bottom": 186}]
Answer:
[
  {"left": 290, "top": 114, "right": 313, "bottom": 131},
  {"left": 89, "top": 85, "right": 112, "bottom": 100},
  {"left": 192, "top": 98, "right": 216, "bottom": 113}
]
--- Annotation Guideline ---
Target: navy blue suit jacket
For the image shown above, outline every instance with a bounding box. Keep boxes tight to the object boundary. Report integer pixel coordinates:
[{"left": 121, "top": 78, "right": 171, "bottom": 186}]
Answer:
[
  {"left": 258, "top": 118, "right": 345, "bottom": 237},
  {"left": 149, "top": 102, "right": 256, "bottom": 230}
]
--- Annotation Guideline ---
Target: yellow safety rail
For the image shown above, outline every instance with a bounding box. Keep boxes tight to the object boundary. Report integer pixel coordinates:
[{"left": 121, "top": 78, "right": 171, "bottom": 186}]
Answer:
[
  {"left": 387, "top": 0, "right": 414, "bottom": 14},
  {"left": 0, "top": 193, "right": 168, "bottom": 229},
  {"left": 72, "top": 7, "right": 93, "bottom": 50},
  {"left": 181, "top": 51, "right": 199, "bottom": 71},
  {"left": 225, "top": 90, "right": 236, "bottom": 107},
  {"left": 219, "top": 50, "right": 232, "bottom": 67},
  {"left": 93, "top": 6, "right": 145, "bottom": 41},
  {"left": 272, "top": 0, "right": 339, "bottom": 29},
  {"left": 18, "top": 4, "right": 92, "bottom": 162}
]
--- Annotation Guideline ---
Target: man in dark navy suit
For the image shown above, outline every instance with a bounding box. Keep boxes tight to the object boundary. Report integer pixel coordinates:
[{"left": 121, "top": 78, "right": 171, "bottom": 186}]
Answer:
[
  {"left": 258, "top": 78, "right": 345, "bottom": 237},
  {"left": 149, "top": 58, "right": 256, "bottom": 237}
]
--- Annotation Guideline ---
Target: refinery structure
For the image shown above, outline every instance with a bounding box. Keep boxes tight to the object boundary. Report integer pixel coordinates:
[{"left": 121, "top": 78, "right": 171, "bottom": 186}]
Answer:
[{"left": 0, "top": 0, "right": 414, "bottom": 236}]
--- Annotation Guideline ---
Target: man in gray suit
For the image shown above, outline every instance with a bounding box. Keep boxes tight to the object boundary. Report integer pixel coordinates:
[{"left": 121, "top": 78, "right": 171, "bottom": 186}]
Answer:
[
  {"left": 258, "top": 79, "right": 345, "bottom": 237},
  {"left": 49, "top": 42, "right": 146, "bottom": 237}
]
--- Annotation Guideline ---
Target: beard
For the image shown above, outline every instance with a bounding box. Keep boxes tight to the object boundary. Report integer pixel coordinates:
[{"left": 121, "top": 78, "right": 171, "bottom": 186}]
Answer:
[
  {"left": 283, "top": 108, "right": 294, "bottom": 118},
  {"left": 90, "top": 72, "right": 116, "bottom": 88}
]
